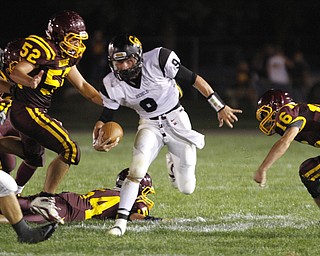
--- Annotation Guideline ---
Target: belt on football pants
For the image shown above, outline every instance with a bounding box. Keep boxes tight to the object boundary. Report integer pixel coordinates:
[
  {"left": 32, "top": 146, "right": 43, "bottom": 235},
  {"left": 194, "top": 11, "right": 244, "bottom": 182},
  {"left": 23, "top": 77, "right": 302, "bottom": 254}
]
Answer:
[{"left": 149, "top": 102, "right": 181, "bottom": 120}]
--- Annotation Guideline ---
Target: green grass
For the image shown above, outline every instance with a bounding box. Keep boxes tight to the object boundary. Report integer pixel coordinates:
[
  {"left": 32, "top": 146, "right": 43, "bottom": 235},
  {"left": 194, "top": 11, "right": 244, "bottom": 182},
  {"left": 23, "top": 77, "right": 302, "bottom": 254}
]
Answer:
[{"left": 1, "top": 129, "right": 320, "bottom": 256}]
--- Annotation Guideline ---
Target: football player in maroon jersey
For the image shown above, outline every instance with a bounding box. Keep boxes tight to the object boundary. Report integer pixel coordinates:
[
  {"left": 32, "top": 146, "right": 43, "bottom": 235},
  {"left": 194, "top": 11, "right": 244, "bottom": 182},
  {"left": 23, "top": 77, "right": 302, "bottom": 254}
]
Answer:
[
  {"left": 8, "top": 11, "right": 103, "bottom": 194},
  {"left": 0, "top": 38, "right": 54, "bottom": 195},
  {"left": 0, "top": 39, "right": 29, "bottom": 189},
  {"left": 254, "top": 89, "right": 320, "bottom": 209},
  {"left": 0, "top": 169, "right": 160, "bottom": 224}
]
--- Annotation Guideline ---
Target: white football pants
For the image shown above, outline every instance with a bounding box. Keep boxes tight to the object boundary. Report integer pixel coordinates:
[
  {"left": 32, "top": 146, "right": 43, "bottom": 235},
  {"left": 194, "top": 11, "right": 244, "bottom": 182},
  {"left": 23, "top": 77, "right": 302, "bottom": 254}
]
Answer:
[
  {"left": 130, "top": 107, "right": 202, "bottom": 194},
  {"left": 0, "top": 170, "right": 18, "bottom": 197}
]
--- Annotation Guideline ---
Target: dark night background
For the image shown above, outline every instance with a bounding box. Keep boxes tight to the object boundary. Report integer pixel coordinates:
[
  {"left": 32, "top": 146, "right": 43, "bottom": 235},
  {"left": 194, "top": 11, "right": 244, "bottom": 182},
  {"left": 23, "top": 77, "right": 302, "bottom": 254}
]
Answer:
[{"left": 2, "top": 0, "right": 320, "bottom": 128}]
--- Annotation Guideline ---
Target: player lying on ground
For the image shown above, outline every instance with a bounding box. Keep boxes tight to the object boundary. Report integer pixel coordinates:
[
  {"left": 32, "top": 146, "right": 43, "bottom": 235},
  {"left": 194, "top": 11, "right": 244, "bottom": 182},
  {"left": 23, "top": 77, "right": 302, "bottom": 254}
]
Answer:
[{"left": 0, "top": 168, "right": 160, "bottom": 224}]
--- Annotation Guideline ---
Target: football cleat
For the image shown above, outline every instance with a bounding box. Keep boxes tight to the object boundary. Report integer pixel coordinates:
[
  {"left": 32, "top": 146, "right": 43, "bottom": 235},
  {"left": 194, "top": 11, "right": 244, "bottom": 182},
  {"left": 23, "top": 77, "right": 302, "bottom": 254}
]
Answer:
[
  {"left": 108, "top": 226, "right": 123, "bottom": 236},
  {"left": 108, "top": 219, "right": 127, "bottom": 236},
  {"left": 166, "top": 153, "right": 177, "bottom": 188},
  {"left": 18, "top": 222, "right": 57, "bottom": 244},
  {"left": 30, "top": 197, "right": 64, "bottom": 224}
]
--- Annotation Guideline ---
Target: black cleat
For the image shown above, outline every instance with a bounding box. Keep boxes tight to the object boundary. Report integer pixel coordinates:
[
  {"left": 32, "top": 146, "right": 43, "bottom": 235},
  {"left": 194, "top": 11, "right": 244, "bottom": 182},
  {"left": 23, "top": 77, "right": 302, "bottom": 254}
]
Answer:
[{"left": 18, "top": 222, "right": 57, "bottom": 244}]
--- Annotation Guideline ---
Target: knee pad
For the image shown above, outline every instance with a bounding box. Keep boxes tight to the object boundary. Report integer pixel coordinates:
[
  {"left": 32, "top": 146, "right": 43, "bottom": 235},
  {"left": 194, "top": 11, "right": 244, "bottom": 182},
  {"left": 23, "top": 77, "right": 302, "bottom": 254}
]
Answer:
[
  {"left": 299, "top": 157, "right": 320, "bottom": 198},
  {"left": 128, "top": 167, "right": 145, "bottom": 182},
  {"left": 176, "top": 163, "right": 196, "bottom": 195},
  {"left": 0, "top": 171, "right": 18, "bottom": 196}
]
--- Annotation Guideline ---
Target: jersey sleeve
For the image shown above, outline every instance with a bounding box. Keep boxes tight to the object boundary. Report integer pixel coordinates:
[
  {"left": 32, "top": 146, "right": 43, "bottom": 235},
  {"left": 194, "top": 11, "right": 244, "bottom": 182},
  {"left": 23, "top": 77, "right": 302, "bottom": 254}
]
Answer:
[
  {"left": 100, "top": 74, "right": 121, "bottom": 110},
  {"left": 20, "top": 35, "right": 56, "bottom": 65},
  {"left": 276, "top": 104, "right": 305, "bottom": 132},
  {"left": 159, "top": 48, "right": 181, "bottom": 79}
]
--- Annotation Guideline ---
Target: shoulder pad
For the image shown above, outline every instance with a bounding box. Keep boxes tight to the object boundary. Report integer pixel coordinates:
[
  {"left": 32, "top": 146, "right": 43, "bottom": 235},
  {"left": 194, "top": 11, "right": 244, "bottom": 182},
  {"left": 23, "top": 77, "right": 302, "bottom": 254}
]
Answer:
[{"left": 23, "top": 35, "right": 57, "bottom": 63}]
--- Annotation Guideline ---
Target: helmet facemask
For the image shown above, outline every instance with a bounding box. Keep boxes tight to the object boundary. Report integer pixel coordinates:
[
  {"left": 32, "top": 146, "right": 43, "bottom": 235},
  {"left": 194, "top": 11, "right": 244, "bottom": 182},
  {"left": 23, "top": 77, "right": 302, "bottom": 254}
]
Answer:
[
  {"left": 136, "top": 186, "right": 155, "bottom": 210},
  {"left": 6, "top": 60, "right": 19, "bottom": 75},
  {"left": 59, "top": 32, "right": 88, "bottom": 58},
  {"left": 110, "top": 55, "right": 142, "bottom": 81},
  {"left": 256, "top": 105, "right": 277, "bottom": 135}
]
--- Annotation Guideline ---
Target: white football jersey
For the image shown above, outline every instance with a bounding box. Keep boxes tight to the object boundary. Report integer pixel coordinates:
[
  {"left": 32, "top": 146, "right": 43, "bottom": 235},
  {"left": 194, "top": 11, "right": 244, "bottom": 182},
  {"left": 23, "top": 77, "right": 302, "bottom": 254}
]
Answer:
[{"left": 101, "top": 47, "right": 180, "bottom": 119}]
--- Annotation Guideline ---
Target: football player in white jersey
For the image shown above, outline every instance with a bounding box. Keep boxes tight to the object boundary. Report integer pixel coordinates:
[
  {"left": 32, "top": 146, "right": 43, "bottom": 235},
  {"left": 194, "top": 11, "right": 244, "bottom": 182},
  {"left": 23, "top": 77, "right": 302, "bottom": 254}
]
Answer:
[{"left": 92, "top": 34, "right": 242, "bottom": 236}]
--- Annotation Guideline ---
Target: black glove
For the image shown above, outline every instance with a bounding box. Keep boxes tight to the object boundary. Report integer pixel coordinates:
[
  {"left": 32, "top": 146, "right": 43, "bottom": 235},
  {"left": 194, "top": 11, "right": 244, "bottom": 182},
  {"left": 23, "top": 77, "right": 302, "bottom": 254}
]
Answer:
[{"left": 144, "top": 216, "right": 162, "bottom": 221}]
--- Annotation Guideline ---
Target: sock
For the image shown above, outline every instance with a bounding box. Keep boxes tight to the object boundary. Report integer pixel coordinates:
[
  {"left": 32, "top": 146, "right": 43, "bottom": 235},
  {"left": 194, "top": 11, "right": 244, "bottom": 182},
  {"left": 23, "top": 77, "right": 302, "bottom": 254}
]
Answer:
[
  {"left": 118, "top": 178, "right": 140, "bottom": 217},
  {"left": 11, "top": 219, "right": 30, "bottom": 236},
  {"left": 15, "top": 161, "right": 37, "bottom": 187}
]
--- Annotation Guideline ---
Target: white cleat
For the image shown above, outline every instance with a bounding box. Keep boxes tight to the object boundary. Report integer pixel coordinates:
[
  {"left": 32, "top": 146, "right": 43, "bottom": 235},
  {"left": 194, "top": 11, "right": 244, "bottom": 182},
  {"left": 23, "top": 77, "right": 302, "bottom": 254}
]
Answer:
[
  {"left": 108, "top": 219, "right": 127, "bottom": 236},
  {"left": 108, "top": 226, "right": 123, "bottom": 236},
  {"left": 31, "top": 197, "right": 64, "bottom": 224},
  {"left": 166, "top": 153, "right": 178, "bottom": 188}
]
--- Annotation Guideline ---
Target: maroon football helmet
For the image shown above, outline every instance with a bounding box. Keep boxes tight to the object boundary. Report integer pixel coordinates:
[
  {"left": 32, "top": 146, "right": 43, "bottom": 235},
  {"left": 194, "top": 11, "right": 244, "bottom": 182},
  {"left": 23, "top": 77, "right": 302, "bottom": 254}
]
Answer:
[
  {"left": 115, "top": 168, "right": 155, "bottom": 196},
  {"left": 256, "top": 89, "right": 293, "bottom": 135},
  {"left": 3, "top": 38, "right": 24, "bottom": 75},
  {"left": 45, "top": 10, "right": 88, "bottom": 58}
]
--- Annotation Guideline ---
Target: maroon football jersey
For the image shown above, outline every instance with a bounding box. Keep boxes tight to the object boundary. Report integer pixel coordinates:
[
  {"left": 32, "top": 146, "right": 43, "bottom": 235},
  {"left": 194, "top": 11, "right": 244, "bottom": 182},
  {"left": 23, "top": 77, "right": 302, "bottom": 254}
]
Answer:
[
  {"left": 275, "top": 103, "right": 320, "bottom": 146},
  {"left": 13, "top": 35, "right": 81, "bottom": 109},
  {"left": 17, "top": 188, "right": 152, "bottom": 223}
]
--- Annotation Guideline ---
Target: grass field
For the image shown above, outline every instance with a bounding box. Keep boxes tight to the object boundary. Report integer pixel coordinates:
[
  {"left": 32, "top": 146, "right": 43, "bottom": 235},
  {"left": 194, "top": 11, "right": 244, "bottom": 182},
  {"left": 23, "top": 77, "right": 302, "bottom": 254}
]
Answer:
[{"left": 1, "top": 129, "right": 320, "bottom": 256}]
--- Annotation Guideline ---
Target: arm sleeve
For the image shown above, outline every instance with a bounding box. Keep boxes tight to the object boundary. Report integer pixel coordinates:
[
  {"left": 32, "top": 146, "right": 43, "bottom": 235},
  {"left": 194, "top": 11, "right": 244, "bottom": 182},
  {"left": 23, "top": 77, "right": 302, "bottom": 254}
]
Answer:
[
  {"left": 159, "top": 47, "right": 196, "bottom": 87},
  {"left": 287, "top": 120, "right": 303, "bottom": 130},
  {"left": 98, "top": 107, "right": 116, "bottom": 122},
  {"left": 175, "top": 65, "right": 197, "bottom": 87}
]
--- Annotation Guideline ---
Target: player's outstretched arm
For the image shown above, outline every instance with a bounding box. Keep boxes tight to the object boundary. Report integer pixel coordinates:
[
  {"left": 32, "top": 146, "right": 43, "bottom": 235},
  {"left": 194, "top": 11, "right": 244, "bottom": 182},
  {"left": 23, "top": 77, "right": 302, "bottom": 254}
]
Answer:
[
  {"left": 217, "top": 106, "right": 243, "bottom": 128},
  {"left": 67, "top": 66, "right": 103, "bottom": 106},
  {"left": 253, "top": 126, "right": 299, "bottom": 187},
  {"left": 193, "top": 75, "right": 242, "bottom": 128}
]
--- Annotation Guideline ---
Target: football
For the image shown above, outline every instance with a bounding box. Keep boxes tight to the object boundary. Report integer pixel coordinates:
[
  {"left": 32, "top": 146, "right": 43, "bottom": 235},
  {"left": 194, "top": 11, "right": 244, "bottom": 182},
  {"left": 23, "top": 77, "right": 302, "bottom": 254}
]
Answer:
[{"left": 100, "top": 121, "right": 123, "bottom": 144}]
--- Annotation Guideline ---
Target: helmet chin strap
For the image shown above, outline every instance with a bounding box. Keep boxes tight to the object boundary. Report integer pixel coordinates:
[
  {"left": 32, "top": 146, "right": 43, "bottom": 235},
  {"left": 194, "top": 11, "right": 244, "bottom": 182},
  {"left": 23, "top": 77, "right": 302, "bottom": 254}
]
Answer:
[{"left": 120, "top": 72, "right": 142, "bottom": 88}]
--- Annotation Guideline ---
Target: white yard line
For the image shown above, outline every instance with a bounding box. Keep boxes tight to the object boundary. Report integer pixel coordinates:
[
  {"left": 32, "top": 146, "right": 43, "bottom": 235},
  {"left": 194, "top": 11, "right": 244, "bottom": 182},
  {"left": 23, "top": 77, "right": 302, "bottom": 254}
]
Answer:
[{"left": 68, "top": 213, "right": 317, "bottom": 233}]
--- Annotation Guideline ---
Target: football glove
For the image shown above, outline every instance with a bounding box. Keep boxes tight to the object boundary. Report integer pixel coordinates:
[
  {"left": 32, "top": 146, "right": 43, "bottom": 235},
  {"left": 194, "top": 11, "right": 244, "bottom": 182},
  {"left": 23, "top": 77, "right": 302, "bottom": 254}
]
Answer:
[
  {"left": 144, "top": 216, "right": 162, "bottom": 221},
  {"left": 30, "top": 197, "right": 64, "bottom": 224}
]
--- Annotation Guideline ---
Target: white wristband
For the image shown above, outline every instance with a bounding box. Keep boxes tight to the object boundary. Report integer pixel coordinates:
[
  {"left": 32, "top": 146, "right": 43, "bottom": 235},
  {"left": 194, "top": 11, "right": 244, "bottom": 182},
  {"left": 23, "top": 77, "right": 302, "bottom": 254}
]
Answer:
[{"left": 207, "top": 92, "right": 225, "bottom": 112}]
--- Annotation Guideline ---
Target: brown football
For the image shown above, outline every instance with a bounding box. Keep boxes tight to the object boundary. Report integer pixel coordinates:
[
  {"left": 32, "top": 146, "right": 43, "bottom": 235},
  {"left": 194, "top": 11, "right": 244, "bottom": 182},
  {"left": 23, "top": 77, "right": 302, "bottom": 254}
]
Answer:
[{"left": 100, "top": 121, "right": 123, "bottom": 144}]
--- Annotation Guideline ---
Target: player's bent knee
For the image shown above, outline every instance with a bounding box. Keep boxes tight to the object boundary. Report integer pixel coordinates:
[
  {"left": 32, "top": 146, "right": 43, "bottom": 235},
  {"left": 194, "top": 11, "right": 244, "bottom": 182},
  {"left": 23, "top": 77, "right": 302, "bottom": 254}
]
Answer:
[
  {"left": 61, "top": 144, "right": 81, "bottom": 165},
  {"left": 300, "top": 176, "right": 320, "bottom": 198},
  {"left": 128, "top": 167, "right": 146, "bottom": 181},
  {"left": 299, "top": 157, "right": 320, "bottom": 198},
  {"left": 0, "top": 171, "right": 18, "bottom": 196}
]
